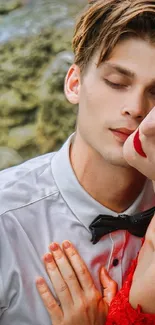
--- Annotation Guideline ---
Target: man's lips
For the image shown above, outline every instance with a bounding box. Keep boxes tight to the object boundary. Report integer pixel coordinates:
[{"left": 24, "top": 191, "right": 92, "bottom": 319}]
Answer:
[
  {"left": 110, "top": 128, "right": 135, "bottom": 142},
  {"left": 114, "top": 128, "right": 134, "bottom": 135},
  {"left": 133, "top": 129, "right": 147, "bottom": 158}
]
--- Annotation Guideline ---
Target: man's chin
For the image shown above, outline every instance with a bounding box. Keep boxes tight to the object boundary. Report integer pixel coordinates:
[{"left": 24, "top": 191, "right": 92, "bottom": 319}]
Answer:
[
  {"left": 104, "top": 152, "right": 131, "bottom": 168},
  {"left": 112, "top": 159, "right": 131, "bottom": 168}
]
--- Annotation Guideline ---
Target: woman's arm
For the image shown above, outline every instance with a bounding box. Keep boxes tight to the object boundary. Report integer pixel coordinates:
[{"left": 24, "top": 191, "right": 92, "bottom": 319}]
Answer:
[{"left": 107, "top": 256, "right": 155, "bottom": 325}]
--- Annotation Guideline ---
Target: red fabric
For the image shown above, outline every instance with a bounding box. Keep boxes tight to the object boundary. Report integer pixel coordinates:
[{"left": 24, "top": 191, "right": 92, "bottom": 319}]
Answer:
[{"left": 106, "top": 259, "right": 155, "bottom": 324}]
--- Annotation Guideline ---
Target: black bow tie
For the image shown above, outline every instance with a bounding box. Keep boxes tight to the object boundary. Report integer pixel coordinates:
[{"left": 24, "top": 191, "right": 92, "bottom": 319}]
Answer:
[{"left": 89, "top": 206, "right": 155, "bottom": 244}]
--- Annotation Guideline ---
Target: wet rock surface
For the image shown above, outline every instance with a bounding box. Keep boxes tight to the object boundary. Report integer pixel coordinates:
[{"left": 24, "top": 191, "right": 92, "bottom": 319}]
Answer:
[{"left": 0, "top": 0, "right": 86, "bottom": 169}]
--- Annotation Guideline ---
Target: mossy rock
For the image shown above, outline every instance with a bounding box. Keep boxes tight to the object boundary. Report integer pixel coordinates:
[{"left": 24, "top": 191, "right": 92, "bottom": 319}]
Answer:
[
  {"left": 0, "top": 0, "right": 22, "bottom": 15},
  {"left": 0, "top": 147, "right": 23, "bottom": 170},
  {"left": 0, "top": 0, "right": 86, "bottom": 169}
]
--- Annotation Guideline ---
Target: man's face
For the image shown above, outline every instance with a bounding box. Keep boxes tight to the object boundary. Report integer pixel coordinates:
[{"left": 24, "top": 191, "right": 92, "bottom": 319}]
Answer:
[{"left": 65, "top": 38, "right": 155, "bottom": 167}]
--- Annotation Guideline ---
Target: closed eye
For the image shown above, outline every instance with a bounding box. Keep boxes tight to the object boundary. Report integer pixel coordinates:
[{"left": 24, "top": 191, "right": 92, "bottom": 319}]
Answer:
[
  {"left": 149, "top": 89, "right": 155, "bottom": 97},
  {"left": 104, "top": 79, "right": 127, "bottom": 89}
]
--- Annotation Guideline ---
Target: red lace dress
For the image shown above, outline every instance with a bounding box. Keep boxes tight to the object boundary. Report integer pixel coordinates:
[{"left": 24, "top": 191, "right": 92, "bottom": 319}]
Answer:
[{"left": 106, "top": 260, "right": 155, "bottom": 324}]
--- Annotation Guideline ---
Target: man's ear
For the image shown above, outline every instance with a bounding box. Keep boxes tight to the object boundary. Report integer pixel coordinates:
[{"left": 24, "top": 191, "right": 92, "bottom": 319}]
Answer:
[{"left": 64, "top": 64, "right": 81, "bottom": 104}]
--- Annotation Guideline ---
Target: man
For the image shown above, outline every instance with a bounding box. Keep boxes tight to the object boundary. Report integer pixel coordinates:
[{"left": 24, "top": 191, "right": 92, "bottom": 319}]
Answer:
[{"left": 1, "top": 0, "right": 155, "bottom": 324}]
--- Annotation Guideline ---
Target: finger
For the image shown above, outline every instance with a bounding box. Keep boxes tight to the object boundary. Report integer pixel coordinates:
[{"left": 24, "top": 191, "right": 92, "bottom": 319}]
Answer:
[
  {"left": 140, "top": 107, "right": 155, "bottom": 136},
  {"left": 100, "top": 267, "right": 117, "bottom": 306},
  {"left": 43, "top": 252, "right": 73, "bottom": 310},
  {"left": 62, "top": 240, "right": 96, "bottom": 294},
  {"left": 49, "top": 242, "right": 83, "bottom": 304},
  {"left": 141, "top": 121, "right": 155, "bottom": 136},
  {"left": 36, "top": 276, "right": 63, "bottom": 324}
]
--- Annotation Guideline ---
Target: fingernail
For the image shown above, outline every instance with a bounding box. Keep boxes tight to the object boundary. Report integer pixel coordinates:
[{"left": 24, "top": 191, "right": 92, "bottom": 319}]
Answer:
[
  {"left": 49, "top": 242, "right": 59, "bottom": 251},
  {"left": 63, "top": 240, "right": 71, "bottom": 249},
  {"left": 36, "top": 277, "right": 45, "bottom": 285},
  {"left": 44, "top": 253, "right": 53, "bottom": 263}
]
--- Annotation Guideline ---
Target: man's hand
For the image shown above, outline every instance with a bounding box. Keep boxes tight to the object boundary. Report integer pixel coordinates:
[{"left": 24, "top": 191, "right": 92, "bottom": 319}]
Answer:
[{"left": 36, "top": 241, "right": 117, "bottom": 325}]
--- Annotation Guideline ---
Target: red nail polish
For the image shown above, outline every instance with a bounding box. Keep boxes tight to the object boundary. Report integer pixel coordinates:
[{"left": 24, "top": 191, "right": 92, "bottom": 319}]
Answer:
[
  {"left": 44, "top": 253, "right": 53, "bottom": 263},
  {"left": 36, "top": 277, "right": 45, "bottom": 285},
  {"left": 63, "top": 241, "right": 71, "bottom": 249},
  {"left": 50, "top": 242, "right": 58, "bottom": 251},
  {"left": 133, "top": 129, "right": 147, "bottom": 158}
]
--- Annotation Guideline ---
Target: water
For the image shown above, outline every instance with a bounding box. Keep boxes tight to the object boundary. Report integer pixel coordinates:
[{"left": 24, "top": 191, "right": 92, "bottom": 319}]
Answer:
[{"left": 0, "top": 0, "right": 86, "bottom": 43}]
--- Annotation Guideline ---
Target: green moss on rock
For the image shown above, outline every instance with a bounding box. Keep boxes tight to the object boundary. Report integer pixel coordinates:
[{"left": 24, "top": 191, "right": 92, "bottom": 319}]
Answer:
[
  {"left": 0, "top": 0, "right": 86, "bottom": 169},
  {"left": 0, "top": 0, "right": 22, "bottom": 15}
]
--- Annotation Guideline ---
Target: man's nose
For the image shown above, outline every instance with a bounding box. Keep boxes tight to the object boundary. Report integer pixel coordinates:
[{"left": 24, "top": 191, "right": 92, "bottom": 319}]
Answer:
[{"left": 121, "top": 91, "right": 147, "bottom": 120}]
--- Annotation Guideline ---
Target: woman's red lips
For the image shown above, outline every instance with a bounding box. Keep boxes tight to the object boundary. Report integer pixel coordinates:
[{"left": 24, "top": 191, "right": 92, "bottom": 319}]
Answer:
[{"left": 133, "top": 129, "right": 147, "bottom": 158}]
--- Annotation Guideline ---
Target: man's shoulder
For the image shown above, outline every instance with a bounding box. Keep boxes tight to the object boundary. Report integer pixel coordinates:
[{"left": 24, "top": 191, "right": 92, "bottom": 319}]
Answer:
[{"left": 0, "top": 152, "right": 58, "bottom": 217}]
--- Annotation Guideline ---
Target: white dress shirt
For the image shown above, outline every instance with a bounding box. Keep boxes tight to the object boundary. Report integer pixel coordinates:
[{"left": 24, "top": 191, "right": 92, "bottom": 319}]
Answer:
[{"left": 0, "top": 134, "right": 155, "bottom": 324}]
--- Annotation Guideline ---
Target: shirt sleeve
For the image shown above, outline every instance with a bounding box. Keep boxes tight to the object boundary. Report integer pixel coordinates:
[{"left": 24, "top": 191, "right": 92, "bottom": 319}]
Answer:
[
  {"left": 106, "top": 259, "right": 155, "bottom": 325},
  {"left": 0, "top": 213, "right": 18, "bottom": 317},
  {"left": 0, "top": 215, "right": 8, "bottom": 317}
]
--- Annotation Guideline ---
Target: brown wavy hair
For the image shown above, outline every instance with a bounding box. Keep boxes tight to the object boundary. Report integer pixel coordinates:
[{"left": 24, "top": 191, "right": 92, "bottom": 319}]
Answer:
[{"left": 72, "top": 0, "right": 155, "bottom": 73}]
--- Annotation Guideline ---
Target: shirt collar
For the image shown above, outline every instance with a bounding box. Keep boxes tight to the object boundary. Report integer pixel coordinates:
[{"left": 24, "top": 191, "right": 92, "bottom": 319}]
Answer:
[{"left": 51, "top": 134, "right": 153, "bottom": 230}]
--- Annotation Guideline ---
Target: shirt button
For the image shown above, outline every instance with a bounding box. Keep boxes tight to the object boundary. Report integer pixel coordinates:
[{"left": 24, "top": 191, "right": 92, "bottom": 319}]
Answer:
[{"left": 113, "top": 258, "right": 119, "bottom": 267}]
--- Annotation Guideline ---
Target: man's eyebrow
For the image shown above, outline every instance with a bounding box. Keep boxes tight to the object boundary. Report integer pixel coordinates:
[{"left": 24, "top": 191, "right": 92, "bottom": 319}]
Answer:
[{"left": 103, "top": 62, "right": 135, "bottom": 78}]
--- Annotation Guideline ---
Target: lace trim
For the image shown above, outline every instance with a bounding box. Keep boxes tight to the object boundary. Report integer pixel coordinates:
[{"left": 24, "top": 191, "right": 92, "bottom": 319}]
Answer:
[{"left": 106, "top": 259, "right": 155, "bottom": 324}]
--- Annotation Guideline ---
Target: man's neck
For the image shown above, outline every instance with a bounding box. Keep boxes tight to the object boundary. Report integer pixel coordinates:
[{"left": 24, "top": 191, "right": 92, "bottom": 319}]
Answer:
[{"left": 70, "top": 134, "right": 146, "bottom": 213}]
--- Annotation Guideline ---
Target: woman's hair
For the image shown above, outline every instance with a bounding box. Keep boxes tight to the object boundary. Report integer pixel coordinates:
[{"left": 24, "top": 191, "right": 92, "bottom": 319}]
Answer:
[{"left": 72, "top": 0, "right": 155, "bottom": 73}]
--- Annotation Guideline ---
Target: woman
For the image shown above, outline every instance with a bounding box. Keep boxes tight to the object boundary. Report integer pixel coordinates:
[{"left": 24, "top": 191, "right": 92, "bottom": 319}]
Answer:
[{"left": 36, "top": 107, "right": 155, "bottom": 324}]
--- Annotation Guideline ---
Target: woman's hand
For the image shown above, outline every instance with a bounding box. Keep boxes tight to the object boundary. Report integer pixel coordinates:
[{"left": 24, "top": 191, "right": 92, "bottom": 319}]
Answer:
[{"left": 36, "top": 241, "right": 117, "bottom": 325}]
